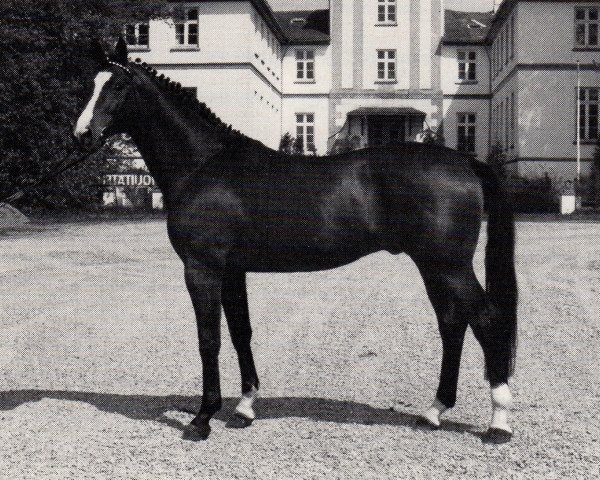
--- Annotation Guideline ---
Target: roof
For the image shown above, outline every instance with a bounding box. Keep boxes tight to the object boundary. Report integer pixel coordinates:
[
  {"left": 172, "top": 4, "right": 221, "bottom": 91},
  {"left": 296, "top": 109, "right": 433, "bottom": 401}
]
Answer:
[
  {"left": 169, "top": 0, "right": 287, "bottom": 43},
  {"left": 442, "top": 9, "right": 494, "bottom": 45},
  {"left": 273, "top": 10, "right": 330, "bottom": 45},
  {"left": 347, "top": 107, "right": 426, "bottom": 117}
]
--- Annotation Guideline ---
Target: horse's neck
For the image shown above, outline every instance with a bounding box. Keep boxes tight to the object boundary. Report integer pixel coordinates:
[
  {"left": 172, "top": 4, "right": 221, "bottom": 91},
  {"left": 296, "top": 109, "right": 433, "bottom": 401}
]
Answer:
[{"left": 128, "top": 87, "right": 223, "bottom": 198}]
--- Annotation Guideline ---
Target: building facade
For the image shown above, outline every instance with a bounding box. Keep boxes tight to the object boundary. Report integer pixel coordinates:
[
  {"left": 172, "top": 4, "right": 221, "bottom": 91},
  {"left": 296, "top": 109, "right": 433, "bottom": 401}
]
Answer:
[{"left": 127, "top": 0, "right": 600, "bottom": 182}]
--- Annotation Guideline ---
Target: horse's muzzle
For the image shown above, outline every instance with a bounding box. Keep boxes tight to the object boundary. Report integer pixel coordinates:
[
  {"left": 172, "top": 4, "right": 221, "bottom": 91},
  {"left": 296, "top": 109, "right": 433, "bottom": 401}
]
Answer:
[
  {"left": 74, "top": 129, "right": 93, "bottom": 148},
  {"left": 74, "top": 127, "right": 106, "bottom": 149}
]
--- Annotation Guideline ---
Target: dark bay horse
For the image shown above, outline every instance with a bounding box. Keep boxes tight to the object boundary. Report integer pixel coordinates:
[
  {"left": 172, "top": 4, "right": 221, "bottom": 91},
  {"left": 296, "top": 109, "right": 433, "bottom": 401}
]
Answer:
[{"left": 74, "top": 39, "right": 517, "bottom": 443}]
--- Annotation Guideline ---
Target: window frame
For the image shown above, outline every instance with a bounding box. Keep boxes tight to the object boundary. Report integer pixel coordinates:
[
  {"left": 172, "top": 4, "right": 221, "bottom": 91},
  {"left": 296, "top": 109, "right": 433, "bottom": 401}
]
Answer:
[
  {"left": 296, "top": 49, "right": 315, "bottom": 82},
  {"left": 578, "top": 87, "right": 600, "bottom": 141},
  {"left": 457, "top": 50, "right": 477, "bottom": 82},
  {"left": 575, "top": 6, "right": 600, "bottom": 48},
  {"left": 510, "top": 16, "right": 515, "bottom": 59},
  {"left": 511, "top": 91, "right": 516, "bottom": 149},
  {"left": 376, "top": 49, "right": 397, "bottom": 82},
  {"left": 377, "top": 0, "right": 397, "bottom": 25},
  {"left": 295, "top": 113, "right": 316, "bottom": 154},
  {"left": 175, "top": 7, "right": 199, "bottom": 47},
  {"left": 124, "top": 23, "right": 150, "bottom": 48},
  {"left": 457, "top": 112, "right": 476, "bottom": 154}
]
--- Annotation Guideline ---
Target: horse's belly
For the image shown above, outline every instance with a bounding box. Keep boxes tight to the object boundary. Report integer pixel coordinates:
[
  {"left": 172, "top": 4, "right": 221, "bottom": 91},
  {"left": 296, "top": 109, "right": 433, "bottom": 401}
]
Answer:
[{"left": 230, "top": 223, "right": 378, "bottom": 273}]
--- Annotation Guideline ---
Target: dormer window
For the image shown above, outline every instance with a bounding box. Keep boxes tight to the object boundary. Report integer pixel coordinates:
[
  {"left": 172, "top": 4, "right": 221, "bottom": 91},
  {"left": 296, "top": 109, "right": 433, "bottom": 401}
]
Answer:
[
  {"left": 175, "top": 8, "right": 199, "bottom": 46},
  {"left": 377, "top": 0, "right": 397, "bottom": 25}
]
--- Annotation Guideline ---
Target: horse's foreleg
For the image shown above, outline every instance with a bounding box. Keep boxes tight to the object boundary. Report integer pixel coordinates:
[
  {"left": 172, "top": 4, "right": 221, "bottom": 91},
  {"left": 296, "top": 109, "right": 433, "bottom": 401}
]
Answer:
[
  {"left": 222, "top": 269, "right": 259, "bottom": 427},
  {"left": 184, "top": 261, "right": 223, "bottom": 440}
]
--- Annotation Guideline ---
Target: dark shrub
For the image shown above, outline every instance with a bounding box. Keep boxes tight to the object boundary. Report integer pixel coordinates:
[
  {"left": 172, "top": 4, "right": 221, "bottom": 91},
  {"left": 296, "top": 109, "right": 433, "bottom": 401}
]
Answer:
[{"left": 505, "top": 174, "right": 559, "bottom": 213}]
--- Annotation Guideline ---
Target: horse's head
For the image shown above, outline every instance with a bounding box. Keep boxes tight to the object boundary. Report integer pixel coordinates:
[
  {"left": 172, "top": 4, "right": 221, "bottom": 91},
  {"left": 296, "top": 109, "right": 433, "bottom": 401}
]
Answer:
[{"left": 74, "top": 38, "right": 136, "bottom": 148}]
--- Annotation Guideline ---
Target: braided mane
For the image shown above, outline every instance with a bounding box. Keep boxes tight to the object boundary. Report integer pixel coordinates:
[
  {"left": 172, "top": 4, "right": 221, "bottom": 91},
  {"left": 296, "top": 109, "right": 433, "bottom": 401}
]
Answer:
[{"left": 128, "top": 58, "right": 250, "bottom": 143}]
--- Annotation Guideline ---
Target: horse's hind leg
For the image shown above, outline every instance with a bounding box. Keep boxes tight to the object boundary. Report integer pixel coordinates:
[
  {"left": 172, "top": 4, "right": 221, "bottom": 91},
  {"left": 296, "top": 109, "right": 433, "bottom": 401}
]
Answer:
[
  {"left": 414, "top": 265, "right": 469, "bottom": 429},
  {"left": 222, "top": 269, "right": 259, "bottom": 427},
  {"left": 444, "top": 267, "right": 515, "bottom": 442},
  {"left": 416, "top": 263, "right": 514, "bottom": 442}
]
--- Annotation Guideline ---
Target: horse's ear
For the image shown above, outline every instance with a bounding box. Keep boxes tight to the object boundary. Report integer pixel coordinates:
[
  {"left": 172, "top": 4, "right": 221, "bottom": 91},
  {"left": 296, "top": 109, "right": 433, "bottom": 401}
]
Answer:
[
  {"left": 90, "top": 39, "right": 107, "bottom": 67},
  {"left": 113, "top": 36, "right": 128, "bottom": 65}
]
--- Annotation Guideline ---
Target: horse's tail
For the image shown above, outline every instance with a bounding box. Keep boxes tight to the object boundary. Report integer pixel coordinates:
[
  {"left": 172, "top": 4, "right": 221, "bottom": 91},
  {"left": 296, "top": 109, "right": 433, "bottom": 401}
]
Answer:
[{"left": 471, "top": 159, "right": 518, "bottom": 380}]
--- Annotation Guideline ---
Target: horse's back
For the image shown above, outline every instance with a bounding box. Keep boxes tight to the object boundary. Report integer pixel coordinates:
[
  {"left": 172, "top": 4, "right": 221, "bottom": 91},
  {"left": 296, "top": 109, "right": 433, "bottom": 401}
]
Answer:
[{"left": 174, "top": 142, "right": 485, "bottom": 272}]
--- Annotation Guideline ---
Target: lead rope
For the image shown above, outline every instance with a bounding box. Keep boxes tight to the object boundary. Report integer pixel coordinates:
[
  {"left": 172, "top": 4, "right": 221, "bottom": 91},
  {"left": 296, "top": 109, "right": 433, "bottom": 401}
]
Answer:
[{"left": 0, "top": 149, "right": 97, "bottom": 206}]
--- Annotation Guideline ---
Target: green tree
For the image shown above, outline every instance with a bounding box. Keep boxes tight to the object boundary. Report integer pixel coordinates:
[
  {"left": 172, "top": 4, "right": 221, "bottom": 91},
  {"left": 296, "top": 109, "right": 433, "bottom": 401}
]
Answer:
[{"left": 0, "top": 0, "right": 168, "bottom": 210}]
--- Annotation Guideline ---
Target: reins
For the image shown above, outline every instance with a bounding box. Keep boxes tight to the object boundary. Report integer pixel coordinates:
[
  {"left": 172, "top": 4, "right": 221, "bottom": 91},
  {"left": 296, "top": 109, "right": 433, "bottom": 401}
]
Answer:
[{"left": 0, "top": 148, "right": 97, "bottom": 206}]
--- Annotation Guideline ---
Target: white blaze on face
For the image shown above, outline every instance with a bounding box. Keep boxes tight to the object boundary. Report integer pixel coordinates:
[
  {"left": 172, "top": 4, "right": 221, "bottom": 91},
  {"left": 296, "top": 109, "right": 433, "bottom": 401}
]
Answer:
[{"left": 74, "top": 71, "right": 113, "bottom": 138}]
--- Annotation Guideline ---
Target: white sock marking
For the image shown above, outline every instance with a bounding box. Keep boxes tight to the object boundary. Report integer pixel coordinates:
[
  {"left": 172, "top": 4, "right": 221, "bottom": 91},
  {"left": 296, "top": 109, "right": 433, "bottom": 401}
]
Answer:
[
  {"left": 490, "top": 383, "right": 513, "bottom": 433},
  {"left": 74, "top": 72, "right": 112, "bottom": 138},
  {"left": 235, "top": 387, "right": 258, "bottom": 420},
  {"left": 421, "top": 397, "right": 448, "bottom": 427}
]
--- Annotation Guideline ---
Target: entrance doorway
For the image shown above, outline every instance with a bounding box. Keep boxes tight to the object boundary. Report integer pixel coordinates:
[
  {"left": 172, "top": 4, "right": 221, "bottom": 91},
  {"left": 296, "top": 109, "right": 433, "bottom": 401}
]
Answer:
[{"left": 368, "top": 116, "right": 407, "bottom": 147}]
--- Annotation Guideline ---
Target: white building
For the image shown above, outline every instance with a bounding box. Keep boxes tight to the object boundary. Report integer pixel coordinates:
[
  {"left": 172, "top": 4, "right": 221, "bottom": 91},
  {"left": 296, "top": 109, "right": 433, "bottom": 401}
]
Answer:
[{"left": 126, "top": 0, "right": 600, "bottom": 182}]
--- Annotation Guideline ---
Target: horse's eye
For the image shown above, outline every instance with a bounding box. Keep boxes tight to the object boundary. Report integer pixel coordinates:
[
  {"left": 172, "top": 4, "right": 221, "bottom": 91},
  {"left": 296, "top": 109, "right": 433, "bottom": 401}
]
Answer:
[{"left": 113, "top": 81, "right": 126, "bottom": 91}]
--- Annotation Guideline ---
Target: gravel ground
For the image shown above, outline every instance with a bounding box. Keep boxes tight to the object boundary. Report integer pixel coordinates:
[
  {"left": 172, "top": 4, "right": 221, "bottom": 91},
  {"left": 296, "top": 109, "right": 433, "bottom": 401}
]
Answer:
[{"left": 0, "top": 219, "right": 599, "bottom": 479}]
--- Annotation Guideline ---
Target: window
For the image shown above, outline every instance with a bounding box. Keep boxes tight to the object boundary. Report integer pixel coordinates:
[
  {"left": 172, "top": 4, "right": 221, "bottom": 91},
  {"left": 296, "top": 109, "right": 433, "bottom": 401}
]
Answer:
[
  {"left": 510, "top": 92, "right": 516, "bottom": 148},
  {"left": 377, "top": 49, "right": 396, "bottom": 81},
  {"left": 504, "top": 24, "right": 510, "bottom": 65},
  {"left": 124, "top": 23, "right": 149, "bottom": 47},
  {"left": 377, "top": 0, "right": 396, "bottom": 24},
  {"left": 458, "top": 51, "right": 477, "bottom": 81},
  {"left": 493, "top": 39, "right": 499, "bottom": 77},
  {"left": 296, "top": 113, "right": 316, "bottom": 153},
  {"left": 496, "top": 39, "right": 501, "bottom": 75},
  {"left": 510, "top": 16, "right": 515, "bottom": 59},
  {"left": 505, "top": 99, "right": 510, "bottom": 150},
  {"left": 491, "top": 41, "right": 496, "bottom": 78},
  {"left": 500, "top": 30, "right": 504, "bottom": 68},
  {"left": 296, "top": 50, "right": 315, "bottom": 81},
  {"left": 575, "top": 7, "right": 599, "bottom": 47},
  {"left": 500, "top": 100, "right": 504, "bottom": 149},
  {"left": 175, "top": 8, "right": 199, "bottom": 46},
  {"left": 579, "top": 88, "right": 599, "bottom": 141},
  {"left": 457, "top": 113, "right": 476, "bottom": 153},
  {"left": 182, "top": 87, "right": 198, "bottom": 98}
]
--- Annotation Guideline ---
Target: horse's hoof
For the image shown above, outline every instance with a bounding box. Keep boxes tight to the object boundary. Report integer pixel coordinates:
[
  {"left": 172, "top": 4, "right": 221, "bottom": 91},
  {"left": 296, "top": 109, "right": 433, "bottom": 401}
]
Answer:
[
  {"left": 414, "top": 416, "right": 440, "bottom": 431},
  {"left": 227, "top": 413, "right": 254, "bottom": 429},
  {"left": 182, "top": 422, "right": 211, "bottom": 441},
  {"left": 482, "top": 427, "right": 512, "bottom": 444}
]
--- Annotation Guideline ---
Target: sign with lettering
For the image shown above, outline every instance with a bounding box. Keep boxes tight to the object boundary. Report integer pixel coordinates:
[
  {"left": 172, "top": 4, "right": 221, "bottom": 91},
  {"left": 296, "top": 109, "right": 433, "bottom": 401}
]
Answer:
[{"left": 103, "top": 174, "right": 156, "bottom": 187}]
